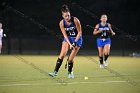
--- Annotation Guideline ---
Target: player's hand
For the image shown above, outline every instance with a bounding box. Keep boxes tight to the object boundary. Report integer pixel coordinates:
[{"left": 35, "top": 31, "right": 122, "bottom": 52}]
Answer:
[
  {"left": 98, "top": 30, "right": 102, "bottom": 33},
  {"left": 70, "top": 44, "right": 75, "bottom": 50},
  {"left": 72, "top": 42, "right": 77, "bottom": 47},
  {"left": 112, "top": 32, "right": 115, "bottom": 36},
  {"left": 70, "top": 42, "right": 77, "bottom": 50}
]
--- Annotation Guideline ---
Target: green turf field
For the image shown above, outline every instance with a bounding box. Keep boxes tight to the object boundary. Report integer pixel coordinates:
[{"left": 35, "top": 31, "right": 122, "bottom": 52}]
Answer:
[{"left": 0, "top": 55, "right": 140, "bottom": 93}]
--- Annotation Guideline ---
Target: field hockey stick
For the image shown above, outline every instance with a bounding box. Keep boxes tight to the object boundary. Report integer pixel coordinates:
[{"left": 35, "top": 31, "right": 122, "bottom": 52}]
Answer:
[
  {"left": 65, "top": 48, "right": 73, "bottom": 69},
  {"left": 65, "top": 54, "right": 69, "bottom": 69}
]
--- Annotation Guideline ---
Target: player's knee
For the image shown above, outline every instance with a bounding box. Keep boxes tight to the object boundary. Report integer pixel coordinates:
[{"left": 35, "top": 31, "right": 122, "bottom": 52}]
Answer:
[
  {"left": 59, "top": 53, "right": 67, "bottom": 59},
  {"left": 98, "top": 51, "right": 103, "bottom": 57},
  {"left": 104, "top": 52, "right": 109, "bottom": 56},
  {"left": 99, "top": 53, "right": 103, "bottom": 57}
]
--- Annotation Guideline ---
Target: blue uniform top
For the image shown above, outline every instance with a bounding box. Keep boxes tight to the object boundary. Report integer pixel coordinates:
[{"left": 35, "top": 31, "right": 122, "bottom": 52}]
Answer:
[
  {"left": 63, "top": 16, "right": 78, "bottom": 37},
  {"left": 98, "top": 23, "right": 110, "bottom": 38}
]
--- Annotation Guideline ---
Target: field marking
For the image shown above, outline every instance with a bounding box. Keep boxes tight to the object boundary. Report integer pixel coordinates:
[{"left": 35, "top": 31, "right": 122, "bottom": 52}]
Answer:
[
  {"left": 0, "top": 80, "right": 139, "bottom": 87},
  {"left": 56, "top": 81, "right": 127, "bottom": 85},
  {"left": 0, "top": 81, "right": 128, "bottom": 87},
  {"left": 0, "top": 83, "right": 32, "bottom": 87}
]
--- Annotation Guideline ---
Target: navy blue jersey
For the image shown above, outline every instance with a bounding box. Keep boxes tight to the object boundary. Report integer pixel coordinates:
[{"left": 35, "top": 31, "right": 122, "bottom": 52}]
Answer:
[
  {"left": 63, "top": 16, "right": 78, "bottom": 37},
  {"left": 98, "top": 23, "right": 110, "bottom": 38}
]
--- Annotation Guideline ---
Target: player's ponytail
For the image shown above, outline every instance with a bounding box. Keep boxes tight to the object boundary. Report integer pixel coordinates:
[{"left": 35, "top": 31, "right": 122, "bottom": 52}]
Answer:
[{"left": 61, "top": 4, "right": 70, "bottom": 13}]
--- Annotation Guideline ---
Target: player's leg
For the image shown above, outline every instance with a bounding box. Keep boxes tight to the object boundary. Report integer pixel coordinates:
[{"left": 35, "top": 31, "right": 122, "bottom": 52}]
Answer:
[
  {"left": 0, "top": 45, "right": 2, "bottom": 54},
  {"left": 68, "top": 46, "right": 80, "bottom": 78},
  {"left": 54, "top": 42, "right": 69, "bottom": 72},
  {"left": 97, "top": 38, "right": 105, "bottom": 68},
  {"left": 103, "top": 44, "right": 110, "bottom": 66},
  {"left": 98, "top": 47, "right": 104, "bottom": 68},
  {"left": 0, "top": 41, "right": 2, "bottom": 54},
  {"left": 49, "top": 42, "right": 69, "bottom": 77}
]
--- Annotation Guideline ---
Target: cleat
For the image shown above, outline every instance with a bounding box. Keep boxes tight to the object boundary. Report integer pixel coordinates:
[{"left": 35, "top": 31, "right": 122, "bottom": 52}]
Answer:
[
  {"left": 68, "top": 72, "right": 74, "bottom": 79},
  {"left": 49, "top": 71, "right": 57, "bottom": 77},
  {"left": 100, "top": 64, "right": 105, "bottom": 68},
  {"left": 104, "top": 60, "right": 108, "bottom": 67}
]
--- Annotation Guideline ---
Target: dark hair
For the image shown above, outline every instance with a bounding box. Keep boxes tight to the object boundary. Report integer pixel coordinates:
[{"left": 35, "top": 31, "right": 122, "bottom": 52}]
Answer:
[
  {"left": 61, "top": 4, "right": 70, "bottom": 13},
  {"left": 101, "top": 14, "right": 107, "bottom": 18}
]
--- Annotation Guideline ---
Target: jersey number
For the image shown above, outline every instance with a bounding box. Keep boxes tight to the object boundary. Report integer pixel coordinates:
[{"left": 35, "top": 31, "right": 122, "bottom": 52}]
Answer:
[
  {"left": 101, "top": 31, "right": 107, "bottom": 37},
  {"left": 69, "top": 31, "right": 76, "bottom": 36}
]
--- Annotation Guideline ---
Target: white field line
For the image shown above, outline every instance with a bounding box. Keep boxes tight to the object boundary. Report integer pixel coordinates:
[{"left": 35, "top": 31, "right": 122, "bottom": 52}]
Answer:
[
  {"left": 0, "top": 83, "right": 33, "bottom": 87},
  {"left": 0, "top": 80, "right": 130, "bottom": 87},
  {"left": 56, "top": 81, "right": 127, "bottom": 85}
]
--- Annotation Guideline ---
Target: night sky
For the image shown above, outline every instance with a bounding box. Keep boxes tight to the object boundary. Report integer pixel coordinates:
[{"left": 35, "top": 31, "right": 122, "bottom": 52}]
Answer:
[{"left": 0, "top": 0, "right": 140, "bottom": 37}]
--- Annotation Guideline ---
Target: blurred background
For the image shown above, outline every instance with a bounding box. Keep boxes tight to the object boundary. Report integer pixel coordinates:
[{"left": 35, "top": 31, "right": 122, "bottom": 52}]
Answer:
[{"left": 0, "top": 0, "right": 140, "bottom": 56}]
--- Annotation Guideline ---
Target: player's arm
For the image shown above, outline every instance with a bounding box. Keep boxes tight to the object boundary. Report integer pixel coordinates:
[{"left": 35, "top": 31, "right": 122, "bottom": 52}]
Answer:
[
  {"left": 1, "top": 29, "right": 6, "bottom": 37},
  {"left": 93, "top": 24, "right": 101, "bottom": 35},
  {"left": 74, "top": 17, "right": 82, "bottom": 43},
  {"left": 108, "top": 23, "right": 115, "bottom": 36},
  {"left": 59, "top": 20, "right": 73, "bottom": 48},
  {"left": 0, "top": 29, "right": 3, "bottom": 37}
]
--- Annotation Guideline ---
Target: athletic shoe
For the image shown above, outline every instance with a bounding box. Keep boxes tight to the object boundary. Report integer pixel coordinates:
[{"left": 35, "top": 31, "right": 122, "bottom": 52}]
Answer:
[
  {"left": 104, "top": 60, "right": 108, "bottom": 67},
  {"left": 49, "top": 71, "right": 57, "bottom": 77},
  {"left": 100, "top": 64, "right": 105, "bottom": 68},
  {"left": 68, "top": 72, "right": 74, "bottom": 79}
]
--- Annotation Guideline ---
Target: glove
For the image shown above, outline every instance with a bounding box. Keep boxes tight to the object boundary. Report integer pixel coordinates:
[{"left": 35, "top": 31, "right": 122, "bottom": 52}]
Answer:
[{"left": 72, "top": 42, "right": 77, "bottom": 47}]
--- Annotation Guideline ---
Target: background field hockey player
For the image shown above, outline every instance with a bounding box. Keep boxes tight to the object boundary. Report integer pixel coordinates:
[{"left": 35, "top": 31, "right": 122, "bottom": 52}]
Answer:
[
  {"left": 93, "top": 14, "right": 115, "bottom": 68},
  {"left": 0, "top": 22, "right": 3, "bottom": 54}
]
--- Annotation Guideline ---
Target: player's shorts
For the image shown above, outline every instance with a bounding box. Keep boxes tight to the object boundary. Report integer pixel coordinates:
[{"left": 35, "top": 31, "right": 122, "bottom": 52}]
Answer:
[
  {"left": 97, "top": 38, "right": 111, "bottom": 47},
  {"left": 63, "top": 36, "right": 83, "bottom": 47}
]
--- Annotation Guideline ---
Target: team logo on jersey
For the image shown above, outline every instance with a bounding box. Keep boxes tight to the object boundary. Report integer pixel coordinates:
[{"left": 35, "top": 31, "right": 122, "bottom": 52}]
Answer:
[
  {"left": 99, "top": 27, "right": 109, "bottom": 31},
  {"left": 65, "top": 26, "right": 76, "bottom": 31}
]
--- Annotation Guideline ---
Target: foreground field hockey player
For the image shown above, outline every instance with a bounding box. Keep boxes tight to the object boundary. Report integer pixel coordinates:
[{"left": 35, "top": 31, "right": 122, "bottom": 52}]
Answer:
[{"left": 49, "top": 4, "right": 83, "bottom": 78}]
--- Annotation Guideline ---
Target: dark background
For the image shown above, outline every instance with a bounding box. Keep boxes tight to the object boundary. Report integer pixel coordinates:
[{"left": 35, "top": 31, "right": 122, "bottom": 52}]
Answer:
[{"left": 0, "top": 0, "right": 140, "bottom": 55}]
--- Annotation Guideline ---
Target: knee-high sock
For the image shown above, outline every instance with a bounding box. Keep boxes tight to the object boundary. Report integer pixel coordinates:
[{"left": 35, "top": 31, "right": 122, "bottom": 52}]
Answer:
[
  {"left": 54, "top": 58, "right": 63, "bottom": 72},
  {"left": 99, "top": 56, "right": 103, "bottom": 64},
  {"left": 68, "top": 61, "right": 73, "bottom": 73},
  {"left": 104, "top": 55, "right": 109, "bottom": 61}
]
